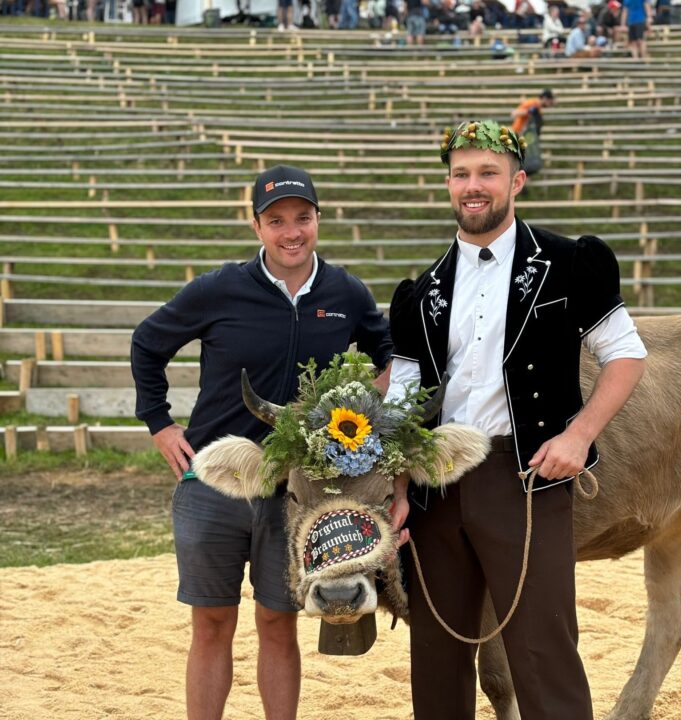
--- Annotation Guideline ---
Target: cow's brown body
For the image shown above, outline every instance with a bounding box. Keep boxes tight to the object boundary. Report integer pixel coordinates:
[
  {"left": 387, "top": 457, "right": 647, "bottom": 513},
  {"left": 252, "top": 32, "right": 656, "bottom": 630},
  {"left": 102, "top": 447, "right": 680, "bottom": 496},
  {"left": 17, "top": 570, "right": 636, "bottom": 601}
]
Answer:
[{"left": 479, "top": 315, "right": 681, "bottom": 720}]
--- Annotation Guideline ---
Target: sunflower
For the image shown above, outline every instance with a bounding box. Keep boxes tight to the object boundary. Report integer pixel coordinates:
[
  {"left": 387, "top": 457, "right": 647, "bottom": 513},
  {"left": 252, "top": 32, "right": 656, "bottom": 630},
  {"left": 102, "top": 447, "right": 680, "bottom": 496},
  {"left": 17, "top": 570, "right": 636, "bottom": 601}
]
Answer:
[{"left": 327, "top": 407, "right": 372, "bottom": 451}]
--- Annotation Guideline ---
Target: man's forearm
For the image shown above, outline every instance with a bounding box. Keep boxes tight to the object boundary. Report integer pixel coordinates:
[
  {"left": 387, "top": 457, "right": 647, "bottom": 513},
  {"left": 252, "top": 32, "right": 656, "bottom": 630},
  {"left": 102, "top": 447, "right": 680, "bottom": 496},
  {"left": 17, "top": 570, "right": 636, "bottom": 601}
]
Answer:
[{"left": 567, "top": 357, "right": 646, "bottom": 445}]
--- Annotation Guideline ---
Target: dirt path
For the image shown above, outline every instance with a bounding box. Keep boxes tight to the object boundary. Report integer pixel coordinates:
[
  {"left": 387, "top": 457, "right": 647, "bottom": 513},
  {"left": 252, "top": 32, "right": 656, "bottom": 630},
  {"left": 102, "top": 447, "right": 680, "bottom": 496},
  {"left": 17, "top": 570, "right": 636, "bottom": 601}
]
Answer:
[{"left": 1, "top": 550, "right": 679, "bottom": 719}]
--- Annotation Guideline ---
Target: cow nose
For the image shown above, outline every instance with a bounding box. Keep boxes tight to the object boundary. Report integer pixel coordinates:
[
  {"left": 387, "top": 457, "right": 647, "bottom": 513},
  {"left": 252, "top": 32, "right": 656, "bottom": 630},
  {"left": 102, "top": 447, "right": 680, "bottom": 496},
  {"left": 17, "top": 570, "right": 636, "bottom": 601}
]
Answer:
[{"left": 314, "top": 583, "right": 366, "bottom": 612}]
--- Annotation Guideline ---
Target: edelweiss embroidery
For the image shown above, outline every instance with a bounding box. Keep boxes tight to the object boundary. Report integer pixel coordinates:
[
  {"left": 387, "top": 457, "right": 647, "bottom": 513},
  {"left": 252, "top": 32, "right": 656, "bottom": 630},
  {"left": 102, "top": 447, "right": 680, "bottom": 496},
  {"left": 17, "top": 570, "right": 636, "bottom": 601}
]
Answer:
[
  {"left": 514, "top": 266, "right": 538, "bottom": 301},
  {"left": 428, "top": 287, "right": 448, "bottom": 325}
]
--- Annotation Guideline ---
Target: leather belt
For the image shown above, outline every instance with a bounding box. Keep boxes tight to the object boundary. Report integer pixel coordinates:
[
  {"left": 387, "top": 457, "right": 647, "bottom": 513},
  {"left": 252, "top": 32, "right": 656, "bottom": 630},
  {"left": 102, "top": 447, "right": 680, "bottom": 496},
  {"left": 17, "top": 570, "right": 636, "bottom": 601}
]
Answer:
[{"left": 490, "top": 435, "right": 515, "bottom": 453}]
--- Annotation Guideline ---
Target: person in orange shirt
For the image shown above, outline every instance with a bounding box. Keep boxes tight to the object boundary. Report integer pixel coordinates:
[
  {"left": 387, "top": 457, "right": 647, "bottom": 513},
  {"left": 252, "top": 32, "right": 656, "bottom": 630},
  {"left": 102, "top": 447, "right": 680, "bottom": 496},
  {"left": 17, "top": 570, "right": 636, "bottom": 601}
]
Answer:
[{"left": 511, "top": 88, "right": 555, "bottom": 135}]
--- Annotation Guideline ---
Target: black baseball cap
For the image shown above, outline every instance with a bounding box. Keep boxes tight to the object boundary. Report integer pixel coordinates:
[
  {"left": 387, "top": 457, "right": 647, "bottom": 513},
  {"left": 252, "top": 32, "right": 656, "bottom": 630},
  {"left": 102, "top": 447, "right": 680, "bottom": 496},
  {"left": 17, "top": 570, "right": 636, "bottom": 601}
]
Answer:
[{"left": 252, "top": 165, "right": 319, "bottom": 214}]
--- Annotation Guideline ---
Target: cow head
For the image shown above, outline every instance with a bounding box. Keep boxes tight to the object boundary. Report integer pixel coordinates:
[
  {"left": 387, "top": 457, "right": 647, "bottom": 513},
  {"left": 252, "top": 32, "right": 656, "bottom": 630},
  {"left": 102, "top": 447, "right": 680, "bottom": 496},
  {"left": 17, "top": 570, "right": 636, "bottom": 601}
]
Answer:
[{"left": 193, "top": 354, "right": 489, "bottom": 624}]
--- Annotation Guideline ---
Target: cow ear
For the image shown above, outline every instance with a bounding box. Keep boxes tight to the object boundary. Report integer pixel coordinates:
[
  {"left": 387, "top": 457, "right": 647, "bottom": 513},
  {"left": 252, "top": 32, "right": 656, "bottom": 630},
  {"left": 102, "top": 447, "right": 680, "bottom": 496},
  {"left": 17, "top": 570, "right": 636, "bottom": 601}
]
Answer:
[
  {"left": 192, "top": 435, "right": 272, "bottom": 499},
  {"left": 408, "top": 424, "right": 490, "bottom": 487}
]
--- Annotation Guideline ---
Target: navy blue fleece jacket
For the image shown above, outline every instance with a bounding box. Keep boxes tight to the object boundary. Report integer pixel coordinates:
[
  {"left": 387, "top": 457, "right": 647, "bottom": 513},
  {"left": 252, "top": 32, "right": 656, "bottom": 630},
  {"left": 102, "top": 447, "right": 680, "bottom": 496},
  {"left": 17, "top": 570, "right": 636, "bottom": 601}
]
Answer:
[{"left": 131, "top": 254, "right": 392, "bottom": 452}]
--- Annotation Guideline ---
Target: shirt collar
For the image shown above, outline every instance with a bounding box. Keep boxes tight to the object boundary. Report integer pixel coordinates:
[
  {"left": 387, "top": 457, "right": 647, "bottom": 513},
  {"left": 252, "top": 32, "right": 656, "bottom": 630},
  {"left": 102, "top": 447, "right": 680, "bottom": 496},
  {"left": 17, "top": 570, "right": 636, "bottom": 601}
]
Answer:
[
  {"left": 258, "top": 247, "right": 318, "bottom": 305},
  {"left": 456, "top": 219, "right": 517, "bottom": 268}
]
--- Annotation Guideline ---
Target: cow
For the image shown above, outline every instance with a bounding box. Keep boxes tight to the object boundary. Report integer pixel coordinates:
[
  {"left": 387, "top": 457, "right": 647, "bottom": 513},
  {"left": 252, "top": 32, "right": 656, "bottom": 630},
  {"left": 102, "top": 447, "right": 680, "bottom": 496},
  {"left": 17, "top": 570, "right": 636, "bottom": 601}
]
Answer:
[
  {"left": 192, "top": 369, "right": 490, "bottom": 624},
  {"left": 193, "top": 315, "right": 681, "bottom": 720},
  {"left": 479, "top": 314, "right": 681, "bottom": 720}
]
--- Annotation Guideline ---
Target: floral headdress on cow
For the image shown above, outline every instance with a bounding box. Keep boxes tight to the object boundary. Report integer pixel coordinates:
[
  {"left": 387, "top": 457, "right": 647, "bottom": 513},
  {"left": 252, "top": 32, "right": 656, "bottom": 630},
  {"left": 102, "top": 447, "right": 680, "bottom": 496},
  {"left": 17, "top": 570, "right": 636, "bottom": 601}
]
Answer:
[
  {"left": 260, "top": 353, "right": 440, "bottom": 495},
  {"left": 440, "top": 119, "right": 528, "bottom": 166}
]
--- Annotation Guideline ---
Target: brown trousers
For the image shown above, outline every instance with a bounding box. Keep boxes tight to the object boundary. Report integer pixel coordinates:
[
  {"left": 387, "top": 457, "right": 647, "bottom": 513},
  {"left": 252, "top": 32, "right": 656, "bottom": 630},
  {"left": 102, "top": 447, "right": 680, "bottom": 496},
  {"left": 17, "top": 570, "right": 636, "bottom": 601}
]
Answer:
[{"left": 404, "top": 447, "right": 593, "bottom": 719}]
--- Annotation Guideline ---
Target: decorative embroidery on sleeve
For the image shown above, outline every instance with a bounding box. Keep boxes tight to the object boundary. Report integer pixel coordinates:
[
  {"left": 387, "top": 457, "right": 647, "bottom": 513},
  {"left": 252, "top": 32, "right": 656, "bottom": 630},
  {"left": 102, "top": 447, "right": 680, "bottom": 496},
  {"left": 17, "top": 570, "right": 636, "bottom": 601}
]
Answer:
[
  {"left": 428, "top": 288, "right": 448, "bottom": 325},
  {"left": 514, "top": 266, "right": 538, "bottom": 301}
]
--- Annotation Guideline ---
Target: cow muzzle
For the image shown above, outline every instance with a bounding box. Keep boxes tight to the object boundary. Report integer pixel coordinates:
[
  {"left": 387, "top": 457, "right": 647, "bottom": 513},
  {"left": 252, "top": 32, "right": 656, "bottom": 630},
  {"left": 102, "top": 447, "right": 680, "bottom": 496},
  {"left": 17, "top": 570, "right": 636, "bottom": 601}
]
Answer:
[{"left": 304, "top": 574, "right": 377, "bottom": 624}]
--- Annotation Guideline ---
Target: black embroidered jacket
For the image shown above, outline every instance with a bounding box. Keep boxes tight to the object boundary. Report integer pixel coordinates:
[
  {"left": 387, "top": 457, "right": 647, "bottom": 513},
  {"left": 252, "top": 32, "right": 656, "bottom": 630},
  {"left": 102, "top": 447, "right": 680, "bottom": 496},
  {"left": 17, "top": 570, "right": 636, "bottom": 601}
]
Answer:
[{"left": 390, "top": 218, "right": 624, "bottom": 491}]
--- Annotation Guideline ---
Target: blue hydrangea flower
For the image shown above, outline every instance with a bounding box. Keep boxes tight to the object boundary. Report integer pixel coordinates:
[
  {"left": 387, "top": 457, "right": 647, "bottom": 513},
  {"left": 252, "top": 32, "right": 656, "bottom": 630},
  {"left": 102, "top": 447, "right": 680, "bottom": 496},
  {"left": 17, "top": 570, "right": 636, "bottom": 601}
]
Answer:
[{"left": 325, "top": 433, "right": 383, "bottom": 477}]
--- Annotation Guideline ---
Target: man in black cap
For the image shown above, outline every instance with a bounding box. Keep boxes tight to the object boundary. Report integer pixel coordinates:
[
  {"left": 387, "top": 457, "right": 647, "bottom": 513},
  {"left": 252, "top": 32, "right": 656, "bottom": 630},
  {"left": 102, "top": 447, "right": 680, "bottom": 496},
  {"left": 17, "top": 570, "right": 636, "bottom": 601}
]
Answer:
[
  {"left": 131, "top": 164, "right": 391, "bottom": 720},
  {"left": 387, "top": 121, "right": 646, "bottom": 719}
]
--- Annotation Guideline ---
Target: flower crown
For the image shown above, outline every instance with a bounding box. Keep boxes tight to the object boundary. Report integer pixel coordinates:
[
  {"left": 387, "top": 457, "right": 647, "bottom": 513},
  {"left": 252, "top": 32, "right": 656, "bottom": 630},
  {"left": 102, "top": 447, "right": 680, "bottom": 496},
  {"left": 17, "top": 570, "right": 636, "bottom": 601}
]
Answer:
[
  {"left": 261, "top": 354, "right": 440, "bottom": 495},
  {"left": 440, "top": 119, "right": 528, "bottom": 166}
]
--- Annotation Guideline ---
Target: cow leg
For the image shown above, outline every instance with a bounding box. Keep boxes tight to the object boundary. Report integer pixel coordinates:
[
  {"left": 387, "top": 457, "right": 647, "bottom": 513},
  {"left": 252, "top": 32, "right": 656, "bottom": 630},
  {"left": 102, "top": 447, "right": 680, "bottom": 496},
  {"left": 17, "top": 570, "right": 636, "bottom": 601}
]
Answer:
[
  {"left": 605, "top": 523, "right": 681, "bottom": 720},
  {"left": 477, "top": 593, "right": 521, "bottom": 720}
]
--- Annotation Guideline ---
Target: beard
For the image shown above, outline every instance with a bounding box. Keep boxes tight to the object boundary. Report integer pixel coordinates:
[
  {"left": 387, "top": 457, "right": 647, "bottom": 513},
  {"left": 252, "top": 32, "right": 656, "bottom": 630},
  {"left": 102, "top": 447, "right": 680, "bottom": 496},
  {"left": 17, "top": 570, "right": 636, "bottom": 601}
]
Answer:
[{"left": 454, "top": 196, "right": 511, "bottom": 236}]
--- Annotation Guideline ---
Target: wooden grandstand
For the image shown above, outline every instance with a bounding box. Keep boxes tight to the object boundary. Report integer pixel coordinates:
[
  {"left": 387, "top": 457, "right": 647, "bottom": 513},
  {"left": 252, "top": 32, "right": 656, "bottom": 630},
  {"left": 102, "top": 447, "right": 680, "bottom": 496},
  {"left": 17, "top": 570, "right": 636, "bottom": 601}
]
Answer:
[{"left": 1, "top": 20, "right": 680, "bottom": 456}]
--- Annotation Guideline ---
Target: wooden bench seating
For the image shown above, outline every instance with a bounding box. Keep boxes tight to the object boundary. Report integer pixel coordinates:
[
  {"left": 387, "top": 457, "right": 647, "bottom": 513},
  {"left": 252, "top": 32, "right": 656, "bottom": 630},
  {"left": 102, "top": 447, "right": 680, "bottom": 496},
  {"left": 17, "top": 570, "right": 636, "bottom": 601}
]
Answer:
[{"left": 1, "top": 21, "right": 680, "bottom": 453}]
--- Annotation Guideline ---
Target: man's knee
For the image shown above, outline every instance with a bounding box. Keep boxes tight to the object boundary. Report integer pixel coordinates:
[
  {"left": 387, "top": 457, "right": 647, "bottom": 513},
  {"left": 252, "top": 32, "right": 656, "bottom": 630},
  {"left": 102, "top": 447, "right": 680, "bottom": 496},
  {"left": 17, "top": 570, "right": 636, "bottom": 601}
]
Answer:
[
  {"left": 255, "top": 603, "right": 298, "bottom": 645},
  {"left": 192, "top": 605, "right": 238, "bottom": 646}
]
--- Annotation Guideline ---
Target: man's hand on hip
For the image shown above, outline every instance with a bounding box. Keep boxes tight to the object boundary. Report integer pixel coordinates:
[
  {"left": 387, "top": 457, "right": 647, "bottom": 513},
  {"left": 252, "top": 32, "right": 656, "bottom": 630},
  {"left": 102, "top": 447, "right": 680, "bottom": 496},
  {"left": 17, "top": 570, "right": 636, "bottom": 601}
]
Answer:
[{"left": 153, "top": 423, "right": 195, "bottom": 480}]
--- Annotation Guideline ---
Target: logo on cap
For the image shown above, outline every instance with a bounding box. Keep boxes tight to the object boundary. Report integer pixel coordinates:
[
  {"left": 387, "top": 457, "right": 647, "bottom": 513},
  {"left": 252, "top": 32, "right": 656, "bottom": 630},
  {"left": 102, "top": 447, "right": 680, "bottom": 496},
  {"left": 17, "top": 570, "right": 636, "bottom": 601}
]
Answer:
[{"left": 265, "top": 182, "right": 275, "bottom": 192}]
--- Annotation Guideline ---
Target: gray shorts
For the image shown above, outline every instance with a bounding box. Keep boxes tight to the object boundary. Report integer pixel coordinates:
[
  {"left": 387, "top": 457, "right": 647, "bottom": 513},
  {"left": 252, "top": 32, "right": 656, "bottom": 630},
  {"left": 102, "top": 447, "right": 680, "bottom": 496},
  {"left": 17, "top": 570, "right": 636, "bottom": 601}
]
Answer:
[
  {"left": 172, "top": 478, "right": 298, "bottom": 612},
  {"left": 407, "top": 13, "right": 426, "bottom": 37}
]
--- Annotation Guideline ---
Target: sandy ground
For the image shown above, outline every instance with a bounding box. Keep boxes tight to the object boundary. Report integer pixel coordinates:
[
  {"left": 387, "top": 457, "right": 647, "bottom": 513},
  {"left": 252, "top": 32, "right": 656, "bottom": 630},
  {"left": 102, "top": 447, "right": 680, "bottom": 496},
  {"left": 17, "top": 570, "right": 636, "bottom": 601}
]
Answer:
[{"left": 1, "top": 549, "right": 680, "bottom": 720}]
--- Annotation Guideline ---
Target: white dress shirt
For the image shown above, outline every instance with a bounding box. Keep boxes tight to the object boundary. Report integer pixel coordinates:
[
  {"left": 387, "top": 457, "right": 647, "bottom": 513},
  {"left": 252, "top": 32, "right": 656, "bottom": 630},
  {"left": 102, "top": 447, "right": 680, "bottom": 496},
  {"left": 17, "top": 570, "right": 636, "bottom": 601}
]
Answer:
[
  {"left": 259, "top": 247, "right": 318, "bottom": 307},
  {"left": 386, "top": 221, "right": 648, "bottom": 437}
]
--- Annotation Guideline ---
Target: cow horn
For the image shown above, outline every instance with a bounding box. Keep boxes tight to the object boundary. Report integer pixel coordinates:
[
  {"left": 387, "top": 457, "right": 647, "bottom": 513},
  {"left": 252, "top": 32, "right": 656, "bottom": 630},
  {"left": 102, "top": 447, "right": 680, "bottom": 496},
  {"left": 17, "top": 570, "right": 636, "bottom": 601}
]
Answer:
[
  {"left": 410, "top": 372, "right": 449, "bottom": 423},
  {"left": 241, "top": 369, "right": 285, "bottom": 426}
]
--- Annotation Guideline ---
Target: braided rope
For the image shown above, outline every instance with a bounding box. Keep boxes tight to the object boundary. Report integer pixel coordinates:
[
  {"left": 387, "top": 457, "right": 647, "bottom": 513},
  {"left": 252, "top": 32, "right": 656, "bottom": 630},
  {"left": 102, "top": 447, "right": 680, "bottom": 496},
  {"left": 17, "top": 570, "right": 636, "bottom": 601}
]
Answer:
[{"left": 408, "top": 467, "right": 599, "bottom": 645}]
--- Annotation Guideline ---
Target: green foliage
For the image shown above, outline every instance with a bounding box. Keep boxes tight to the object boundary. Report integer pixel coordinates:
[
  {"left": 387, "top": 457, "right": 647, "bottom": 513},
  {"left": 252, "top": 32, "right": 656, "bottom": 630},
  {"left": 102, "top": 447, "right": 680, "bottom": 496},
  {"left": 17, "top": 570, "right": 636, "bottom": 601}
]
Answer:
[{"left": 261, "top": 353, "right": 442, "bottom": 492}]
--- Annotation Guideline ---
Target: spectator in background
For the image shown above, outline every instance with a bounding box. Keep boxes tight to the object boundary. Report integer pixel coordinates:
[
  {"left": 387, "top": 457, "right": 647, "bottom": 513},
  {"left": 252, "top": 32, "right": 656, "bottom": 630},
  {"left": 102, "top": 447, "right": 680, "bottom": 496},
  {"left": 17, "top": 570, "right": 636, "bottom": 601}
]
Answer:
[
  {"left": 621, "top": 0, "right": 653, "bottom": 58},
  {"left": 655, "top": 0, "right": 671, "bottom": 23},
  {"left": 511, "top": 88, "right": 555, "bottom": 135},
  {"left": 367, "top": 0, "right": 386, "bottom": 27},
  {"left": 597, "top": 0, "right": 622, "bottom": 44},
  {"left": 542, "top": 4, "right": 566, "bottom": 48},
  {"left": 436, "top": 0, "right": 458, "bottom": 34},
  {"left": 565, "top": 12, "right": 603, "bottom": 57},
  {"left": 469, "top": 13, "right": 485, "bottom": 37},
  {"left": 131, "top": 0, "right": 149, "bottom": 23},
  {"left": 383, "top": 0, "right": 400, "bottom": 29},
  {"left": 338, "top": 0, "right": 359, "bottom": 28},
  {"left": 325, "top": 0, "right": 341, "bottom": 28},
  {"left": 406, "top": 0, "right": 428, "bottom": 45},
  {"left": 277, "top": 0, "right": 294, "bottom": 30},
  {"left": 514, "top": 0, "right": 537, "bottom": 28}
]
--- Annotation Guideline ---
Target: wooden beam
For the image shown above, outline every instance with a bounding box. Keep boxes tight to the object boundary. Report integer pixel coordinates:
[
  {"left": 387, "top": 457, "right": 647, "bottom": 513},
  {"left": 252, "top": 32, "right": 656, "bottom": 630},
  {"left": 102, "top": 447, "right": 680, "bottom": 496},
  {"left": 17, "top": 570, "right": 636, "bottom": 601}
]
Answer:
[{"left": 4, "top": 425, "right": 17, "bottom": 460}]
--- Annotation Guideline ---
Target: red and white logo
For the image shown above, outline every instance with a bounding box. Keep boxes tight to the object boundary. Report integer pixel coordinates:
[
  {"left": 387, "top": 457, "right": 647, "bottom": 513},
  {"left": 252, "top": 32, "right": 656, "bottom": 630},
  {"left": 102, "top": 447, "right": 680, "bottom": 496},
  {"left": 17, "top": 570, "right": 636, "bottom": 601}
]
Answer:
[
  {"left": 316, "top": 309, "right": 326, "bottom": 318},
  {"left": 265, "top": 181, "right": 275, "bottom": 192}
]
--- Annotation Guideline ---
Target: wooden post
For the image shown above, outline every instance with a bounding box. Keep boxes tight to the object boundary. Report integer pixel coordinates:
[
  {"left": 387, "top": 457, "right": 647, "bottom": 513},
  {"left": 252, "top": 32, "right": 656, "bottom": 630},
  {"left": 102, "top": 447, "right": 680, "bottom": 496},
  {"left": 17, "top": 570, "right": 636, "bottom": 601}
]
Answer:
[
  {"left": 638, "top": 224, "right": 656, "bottom": 307},
  {"left": 185, "top": 266, "right": 195, "bottom": 283},
  {"left": 36, "top": 425, "right": 49, "bottom": 452},
  {"left": 67, "top": 394, "right": 80, "bottom": 424},
  {"left": 0, "top": 296, "right": 4, "bottom": 328},
  {"left": 88, "top": 175, "right": 97, "bottom": 198},
  {"left": 352, "top": 225, "right": 361, "bottom": 242},
  {"left": 635, "top": 181, "right": 644, "bottom": 213},
  {"left": 51, "top": 330, "right": 64, "bottom": 361},
  {"left": 4, "top": 425, "right": 17, "bottom": 460},
  {"left": 108, "top": 223, "right": 119, "bottom": 253},
  {"left": 368, "top": 90, "right": 376, "bottom": 112},
  {"left": 146, "top": 246, "right": 156, "bottom": 269},
  {"left": 74, "top": 424, "right": 89, "bottom": 457},
  {"left": 1, "top": 262, "right": 13, "bottom": 299},
  {"left": 34, "top": 331, "right": 46, "bottom": 361},
  {"left": 18, "top": 358, "right": 35, "bottom": 393}
]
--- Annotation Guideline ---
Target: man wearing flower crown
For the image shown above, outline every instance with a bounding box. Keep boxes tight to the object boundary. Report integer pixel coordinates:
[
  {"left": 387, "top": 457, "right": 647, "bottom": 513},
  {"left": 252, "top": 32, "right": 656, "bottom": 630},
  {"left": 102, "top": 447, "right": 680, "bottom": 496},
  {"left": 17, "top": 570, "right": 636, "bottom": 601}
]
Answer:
[
  {"left": 387, "top": 120, "right": 647, "bottom": 719},
  {"left": 131, "top": 165, "right": 391, "bottom": 720}
]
